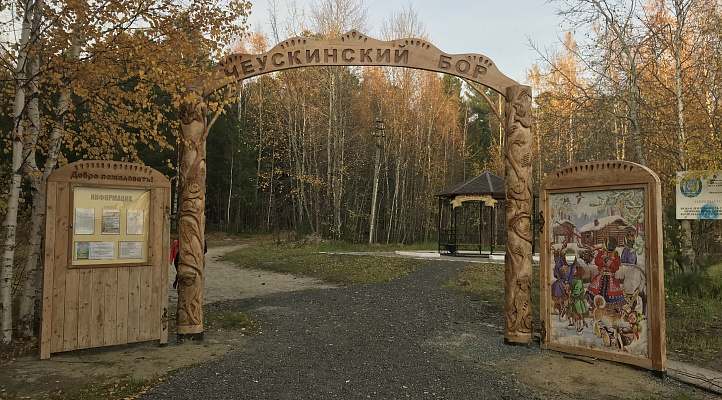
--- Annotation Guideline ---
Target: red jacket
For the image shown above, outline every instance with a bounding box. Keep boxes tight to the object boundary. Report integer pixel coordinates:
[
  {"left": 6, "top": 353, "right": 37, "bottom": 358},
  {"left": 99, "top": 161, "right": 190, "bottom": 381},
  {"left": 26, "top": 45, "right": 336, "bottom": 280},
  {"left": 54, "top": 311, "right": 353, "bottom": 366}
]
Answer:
[{"left": 170, "top": 239, "right": 179, "bottom": 262}]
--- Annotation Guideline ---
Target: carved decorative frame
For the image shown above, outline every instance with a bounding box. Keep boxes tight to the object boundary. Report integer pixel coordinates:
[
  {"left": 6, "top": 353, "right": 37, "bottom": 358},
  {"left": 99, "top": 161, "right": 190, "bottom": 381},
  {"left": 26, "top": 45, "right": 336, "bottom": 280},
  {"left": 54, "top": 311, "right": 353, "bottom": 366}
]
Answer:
[{"left": 540, "top": 161, "right": 666, "bottom": 372}]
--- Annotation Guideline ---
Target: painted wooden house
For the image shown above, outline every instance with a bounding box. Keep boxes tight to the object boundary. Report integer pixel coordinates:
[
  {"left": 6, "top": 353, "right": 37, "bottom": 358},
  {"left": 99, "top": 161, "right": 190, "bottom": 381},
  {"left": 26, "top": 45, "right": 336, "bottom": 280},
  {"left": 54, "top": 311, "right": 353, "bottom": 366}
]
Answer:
[
  {"left": 552, "top": 220, "right": 576, "bottom": 244},
  {"left": 579, "top": 215, "right": 636, "bottom": 248}
]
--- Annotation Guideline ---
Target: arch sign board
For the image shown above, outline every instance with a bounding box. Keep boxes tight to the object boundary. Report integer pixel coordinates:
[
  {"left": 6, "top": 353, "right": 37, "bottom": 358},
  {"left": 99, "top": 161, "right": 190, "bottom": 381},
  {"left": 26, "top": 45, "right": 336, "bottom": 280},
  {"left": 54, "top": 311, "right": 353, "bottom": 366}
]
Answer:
[
  {"left": 201, "top": 30, "right": 518, "bottom": 96},
  {"left": 540, "top": 161, "right": 666, "bottom": 374},
  {"left": 40, "top": 161, "right": 171, "bottom": 359},
  {"left": 177, "top": 30, "right": 535, "bottom": 346}
]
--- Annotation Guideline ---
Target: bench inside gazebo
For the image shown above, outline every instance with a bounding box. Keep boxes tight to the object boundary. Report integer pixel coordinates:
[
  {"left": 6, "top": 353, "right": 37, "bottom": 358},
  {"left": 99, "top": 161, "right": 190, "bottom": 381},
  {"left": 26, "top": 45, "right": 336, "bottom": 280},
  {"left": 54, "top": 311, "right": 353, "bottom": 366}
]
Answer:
[{"left": 435, "top": 171, "right": 507, "bottom": 256}]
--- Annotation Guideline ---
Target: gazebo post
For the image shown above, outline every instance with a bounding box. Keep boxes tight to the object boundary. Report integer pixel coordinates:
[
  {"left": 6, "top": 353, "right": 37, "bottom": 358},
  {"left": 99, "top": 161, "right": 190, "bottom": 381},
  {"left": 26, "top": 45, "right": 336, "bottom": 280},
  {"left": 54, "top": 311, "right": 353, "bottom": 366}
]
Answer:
[
  {"left": 437, "top": 197, "right": 442, "bottom": 253},
  {"left": 491, "top": 203, "right": 495, "bottom": 255},
  {"left": 478, "top": 201, "right": 482, "bottom": 255},
  {"left": 452, "top": 204, "right": 456, "bottom": 255}
]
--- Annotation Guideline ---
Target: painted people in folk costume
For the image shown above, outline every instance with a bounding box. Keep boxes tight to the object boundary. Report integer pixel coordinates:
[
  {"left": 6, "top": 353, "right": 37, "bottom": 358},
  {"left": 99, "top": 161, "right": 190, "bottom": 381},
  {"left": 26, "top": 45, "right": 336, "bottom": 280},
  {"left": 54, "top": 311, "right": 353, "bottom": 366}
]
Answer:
[
  {"left": 620, "top": 232, "right": 637, "bottom": 265},
  {"left": 551, "top": 241, "right": 578, "bottom": 321},
  {"left": 586, "top": 236, "right": 625, "bottom": 307},
  {"left": 567, "top": 265, "right": 589, "bottom": 335}
]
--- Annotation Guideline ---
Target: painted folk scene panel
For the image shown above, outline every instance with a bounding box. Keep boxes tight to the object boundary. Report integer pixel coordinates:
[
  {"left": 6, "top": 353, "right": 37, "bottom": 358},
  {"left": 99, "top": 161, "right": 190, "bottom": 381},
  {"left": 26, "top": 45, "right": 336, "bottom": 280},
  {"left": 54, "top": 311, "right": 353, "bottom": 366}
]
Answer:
[{"left": 548, "top": 188, "right": 647, "bottom": 358}]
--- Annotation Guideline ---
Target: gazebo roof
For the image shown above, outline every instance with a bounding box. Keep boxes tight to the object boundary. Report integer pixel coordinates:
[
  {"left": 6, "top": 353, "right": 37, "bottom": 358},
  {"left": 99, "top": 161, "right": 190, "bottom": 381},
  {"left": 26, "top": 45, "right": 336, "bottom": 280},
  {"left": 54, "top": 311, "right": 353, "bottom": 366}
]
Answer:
[{"left": 435, "top": 171, "right": 506, "bottom": 199}]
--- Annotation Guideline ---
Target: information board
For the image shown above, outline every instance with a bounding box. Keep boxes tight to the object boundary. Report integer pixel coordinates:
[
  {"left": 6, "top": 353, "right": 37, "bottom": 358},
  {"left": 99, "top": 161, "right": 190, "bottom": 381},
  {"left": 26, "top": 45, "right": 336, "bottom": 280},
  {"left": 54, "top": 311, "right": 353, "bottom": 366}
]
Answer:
[
  {"left": 676, "top": 171, "right": 722, "bottom": 220},
  {"left": 71, "top": 186, "right": 151, "bottom": 266},
  {"left": 41, "top": 160, "right": 171, "bottom": 359}
]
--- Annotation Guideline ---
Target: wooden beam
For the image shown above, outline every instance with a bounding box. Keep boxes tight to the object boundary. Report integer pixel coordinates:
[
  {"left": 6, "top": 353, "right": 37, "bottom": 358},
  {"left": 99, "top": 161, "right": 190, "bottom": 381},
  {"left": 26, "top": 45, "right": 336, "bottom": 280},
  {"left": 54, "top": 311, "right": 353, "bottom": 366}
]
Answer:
[{"left": 462, "top": 78, "right": 503, "bottom": 123}]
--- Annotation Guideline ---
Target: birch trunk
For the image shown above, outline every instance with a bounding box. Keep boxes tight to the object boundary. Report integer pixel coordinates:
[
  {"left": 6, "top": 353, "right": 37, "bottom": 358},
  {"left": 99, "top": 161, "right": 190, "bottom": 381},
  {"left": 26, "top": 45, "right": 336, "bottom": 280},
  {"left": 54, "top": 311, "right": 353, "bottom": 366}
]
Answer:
[
  {"left": 1, "top": 0, "right": 36, "bottom": 345},
  {"left": 16, "top": 48, "right": 41, "bottom": 338},
  {"left": 673, "top": 0, "right": 695, "bottom": 272},
  {"left": 17, "top": 31, "right": 77, "bottom": 338}
]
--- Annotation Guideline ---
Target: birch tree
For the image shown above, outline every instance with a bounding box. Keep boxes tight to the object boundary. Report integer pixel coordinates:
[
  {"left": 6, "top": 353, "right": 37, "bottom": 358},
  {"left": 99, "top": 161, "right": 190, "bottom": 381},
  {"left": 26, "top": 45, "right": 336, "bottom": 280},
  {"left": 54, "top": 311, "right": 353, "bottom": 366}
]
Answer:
[
  {"left": 1, "top": 0, "right": 250, "bottom": 343},
  {"left": 550, "top": 0, "right": 650, "bottom": 166}
]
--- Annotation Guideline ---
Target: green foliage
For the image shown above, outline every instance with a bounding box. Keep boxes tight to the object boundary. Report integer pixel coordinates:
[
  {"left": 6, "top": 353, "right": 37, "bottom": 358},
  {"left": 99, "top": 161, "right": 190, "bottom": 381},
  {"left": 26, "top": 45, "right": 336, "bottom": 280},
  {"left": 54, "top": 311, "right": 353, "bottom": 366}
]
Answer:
[
  {"left": 662, "top": 206, "right": 688, "bottom": 274},
  {"left": 441, "top": 74, "right": 462, "bottom": 99},
  {"left": 665, "top": 262, "right": 722, "bottom": 360},
  {"left": 222, "top": 241, "right": 422, "bottom": 285},
  {"left": 463, "top": 84, "right": 500, "bottom": 173},
  {"left": 205, "top": 100, "right": 259, "bottom": 233},
  {"left": 667, "top": 262, "right": 722, "bottom": 300}
]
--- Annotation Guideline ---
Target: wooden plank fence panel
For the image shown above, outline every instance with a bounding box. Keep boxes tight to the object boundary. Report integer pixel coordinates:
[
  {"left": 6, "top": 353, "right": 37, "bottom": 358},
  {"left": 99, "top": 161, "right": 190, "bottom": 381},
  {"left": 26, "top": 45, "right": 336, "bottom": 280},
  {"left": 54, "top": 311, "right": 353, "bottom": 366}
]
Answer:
[
  {"left": 127, "top": 267, "right": 141, "bottom": 343},
  {"left": 40, "top": 182, "right": 58, "bottom": 359},
  {"left": 62, "top": 268, "right": 80, "bottom": 352},
  {"left": 103, "top": 268, "right": 118, "bottom": 346},
  {"left": 90, "top": 268, "right": 106, "bottom": 347},
  {"left": 50, "top": 184, "right": 70, "bottom": 353},
  {"left": 116, "top": 267, "right": 129, "bottom": 344},
  {"left": 151, "top": 262, "right": 161, "bottom": 341},
  {"left": 139, "top": 266, "right": 153, "bottom": 341},
  {"left": 77, "top": 269, "right": 93, "bottom": 349},
  {"left": 149, "top": 191, "right": 164, "bottom": 341},
  {"left": 160, "top": 192, "right": 170, "bottom": 344}
]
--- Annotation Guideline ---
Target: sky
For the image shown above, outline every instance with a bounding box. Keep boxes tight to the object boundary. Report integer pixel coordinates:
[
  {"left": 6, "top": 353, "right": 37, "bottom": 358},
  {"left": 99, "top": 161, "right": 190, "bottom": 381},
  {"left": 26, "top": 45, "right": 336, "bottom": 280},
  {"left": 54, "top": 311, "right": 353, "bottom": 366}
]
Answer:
[{"left": 244, "top": 0, "right": 568, "bottom": 84}]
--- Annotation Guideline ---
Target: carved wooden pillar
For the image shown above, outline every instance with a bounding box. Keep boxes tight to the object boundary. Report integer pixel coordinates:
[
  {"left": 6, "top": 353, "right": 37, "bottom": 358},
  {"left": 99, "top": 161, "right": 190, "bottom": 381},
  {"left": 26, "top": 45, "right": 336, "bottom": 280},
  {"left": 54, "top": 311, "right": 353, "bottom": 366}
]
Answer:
[
  {"left": 177, "top": 92, "right": 207, "bottom": 340},
  {"left": 503, "top": 85, "right": 533, "bottom": 344}
]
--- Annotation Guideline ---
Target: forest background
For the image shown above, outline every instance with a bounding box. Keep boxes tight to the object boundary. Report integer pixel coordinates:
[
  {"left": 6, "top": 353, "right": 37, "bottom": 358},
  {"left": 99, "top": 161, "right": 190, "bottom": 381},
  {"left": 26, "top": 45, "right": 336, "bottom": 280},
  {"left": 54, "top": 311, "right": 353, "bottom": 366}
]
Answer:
[{"left": 0, "top": 0, "right": 721, "bottom": 349}]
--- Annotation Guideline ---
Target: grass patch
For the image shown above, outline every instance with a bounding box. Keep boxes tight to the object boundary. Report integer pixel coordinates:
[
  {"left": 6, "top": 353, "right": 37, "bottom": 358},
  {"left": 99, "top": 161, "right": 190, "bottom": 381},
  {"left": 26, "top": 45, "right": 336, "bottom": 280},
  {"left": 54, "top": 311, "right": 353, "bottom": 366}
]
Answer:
[
  {"left": 394, "top": 241, "right": 438, "bottom": 250},
  {"left": 665, "top": 263, "right": 722, "bottom": 362},
  {"left": 6, "top": 376, "right": 167, "bottom": 400},
  {"left": 204, "top": 311, "right": 259, "bottom": 333},
  {"left": 440, "top": 262, "right": 553, "bottom": 333},
  {"left": 297, "top": 239, "right": 436, "bottom": 253},
  {"left": 635, "top": 395, "right": 698, "bottom": 400},
  {"left": 442, "top": 263, "right": 506, "bottom": 307},
  {"left": 222, "top": 242, "right": 422, "bottom": 285},
  {"left": 444, "top": 259, "right": 722, "bottom": 364},
  {"left": 666, "top": 295, "right": 722, "bottom": 358},
  {"left": 165, "top": 310, "right": 259, "bottom": 335}
]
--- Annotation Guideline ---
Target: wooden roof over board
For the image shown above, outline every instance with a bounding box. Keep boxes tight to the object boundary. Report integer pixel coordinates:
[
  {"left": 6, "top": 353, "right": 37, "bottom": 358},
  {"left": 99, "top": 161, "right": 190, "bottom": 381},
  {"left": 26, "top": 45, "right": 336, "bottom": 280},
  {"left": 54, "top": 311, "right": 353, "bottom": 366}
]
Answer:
[{"left": 435, "top": 171, "right": 505, "bottom": 199}]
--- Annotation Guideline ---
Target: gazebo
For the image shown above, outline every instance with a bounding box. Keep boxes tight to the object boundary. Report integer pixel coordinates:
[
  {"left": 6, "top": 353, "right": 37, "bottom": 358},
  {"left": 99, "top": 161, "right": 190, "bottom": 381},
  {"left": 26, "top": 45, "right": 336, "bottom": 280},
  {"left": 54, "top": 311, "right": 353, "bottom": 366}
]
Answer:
[{"left": 435, "top": 172, "right": 506, "bottom": 256}]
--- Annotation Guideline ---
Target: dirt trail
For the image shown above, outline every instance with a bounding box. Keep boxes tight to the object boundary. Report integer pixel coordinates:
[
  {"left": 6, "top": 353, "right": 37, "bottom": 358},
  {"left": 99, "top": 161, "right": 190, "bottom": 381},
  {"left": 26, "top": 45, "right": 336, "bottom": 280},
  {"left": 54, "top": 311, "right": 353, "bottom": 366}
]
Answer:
[
  {"left": 169, "top": 242, "right": 337, "bottom": 306},
  {"left": 0, "top": 242, "right": 337, "bottom": 398}
]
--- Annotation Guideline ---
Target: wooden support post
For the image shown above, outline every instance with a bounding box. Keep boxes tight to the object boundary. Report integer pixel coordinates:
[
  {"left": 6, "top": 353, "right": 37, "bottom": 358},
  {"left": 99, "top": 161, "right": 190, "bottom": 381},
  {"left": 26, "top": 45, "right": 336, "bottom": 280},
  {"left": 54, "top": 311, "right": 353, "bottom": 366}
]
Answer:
[
  {"left": 176, "top": 92, "right": 207, "bottom": 340},
  {"left": 491, "top": 203, "right": 495, "bottom": 255},
  {"left": 503, "top": 85, "right": 533, "bottom": 344}
]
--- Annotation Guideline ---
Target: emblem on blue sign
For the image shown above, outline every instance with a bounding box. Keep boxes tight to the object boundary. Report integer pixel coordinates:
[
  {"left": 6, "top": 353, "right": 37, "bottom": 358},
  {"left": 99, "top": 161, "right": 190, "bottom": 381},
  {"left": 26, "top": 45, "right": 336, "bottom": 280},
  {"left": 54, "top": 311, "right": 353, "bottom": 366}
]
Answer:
[
  {"left": 680, "top": 178, "right": 702, "bottom": 198},
  {"left": 698, "top": 203, "right": 720, "bottom": 219}
]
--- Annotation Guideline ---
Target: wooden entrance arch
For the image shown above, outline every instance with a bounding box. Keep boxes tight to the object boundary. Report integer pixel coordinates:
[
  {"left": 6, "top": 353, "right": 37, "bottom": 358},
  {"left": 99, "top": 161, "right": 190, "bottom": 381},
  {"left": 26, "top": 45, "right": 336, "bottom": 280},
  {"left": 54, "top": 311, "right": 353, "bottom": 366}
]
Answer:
[{"left": 176, "top": 30, "right": 533, "bottom": 344}]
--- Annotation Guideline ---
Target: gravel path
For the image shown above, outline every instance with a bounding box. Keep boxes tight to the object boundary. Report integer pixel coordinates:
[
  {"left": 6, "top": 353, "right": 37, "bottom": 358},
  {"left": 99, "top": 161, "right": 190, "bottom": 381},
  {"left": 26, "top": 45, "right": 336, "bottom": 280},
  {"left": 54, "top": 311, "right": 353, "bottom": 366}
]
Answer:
[
  {"left": 169, "top": 243, "right": 337, "bottom": 306},
  {"left": 143, "top": 260, "right": 542, "bottom": 399}
]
